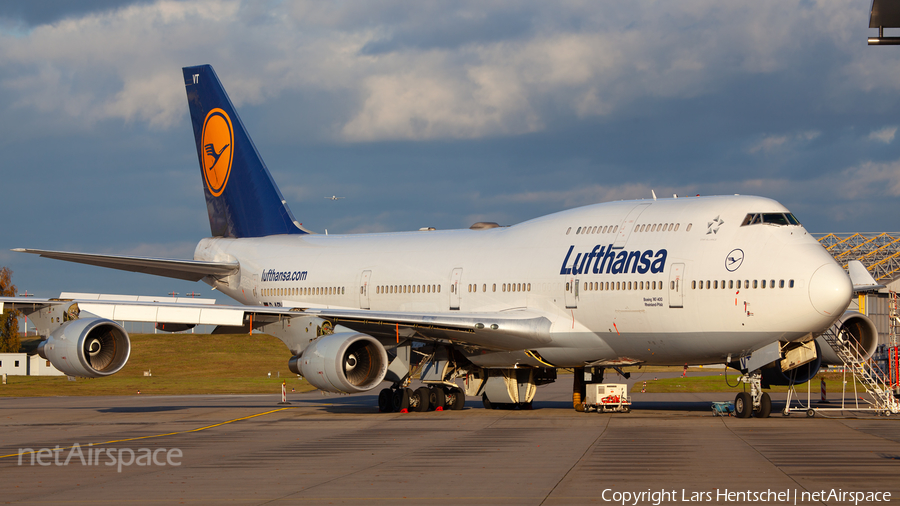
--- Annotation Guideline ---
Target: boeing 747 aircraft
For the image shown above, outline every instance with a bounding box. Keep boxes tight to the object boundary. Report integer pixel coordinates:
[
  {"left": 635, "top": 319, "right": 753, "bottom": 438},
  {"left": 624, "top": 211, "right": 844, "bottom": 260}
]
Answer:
[{"left": 2, "top": 65, "right": 879, "bottom": 418}]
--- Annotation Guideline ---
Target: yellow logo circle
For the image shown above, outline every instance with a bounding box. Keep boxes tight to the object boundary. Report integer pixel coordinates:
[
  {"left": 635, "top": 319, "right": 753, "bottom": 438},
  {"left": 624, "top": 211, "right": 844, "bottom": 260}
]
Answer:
[{"left": 200, "top": 108, "right": 234, "bottom": 197}]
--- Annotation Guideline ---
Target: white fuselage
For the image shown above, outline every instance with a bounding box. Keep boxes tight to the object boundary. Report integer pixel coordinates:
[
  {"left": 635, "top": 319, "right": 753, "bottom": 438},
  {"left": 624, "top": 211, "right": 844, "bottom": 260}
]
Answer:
[{"left": 194, "top": 195, "right": 851, "bottom": 368}]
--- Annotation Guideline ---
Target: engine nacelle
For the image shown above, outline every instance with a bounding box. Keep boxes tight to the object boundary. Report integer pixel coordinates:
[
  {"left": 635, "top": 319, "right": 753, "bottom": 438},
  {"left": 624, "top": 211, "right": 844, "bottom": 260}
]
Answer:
[
  {"left": 761, "top": 341, "right": 822, "bottom": 387},
  {"left": 37, "top": 318, "right": 131, "bottom": 378},
  {"left": 816, "top": 312, "right": 879, "bottom": 364},
  {"left": 289, "top": 332, "right": 388, "bottom": 393}
]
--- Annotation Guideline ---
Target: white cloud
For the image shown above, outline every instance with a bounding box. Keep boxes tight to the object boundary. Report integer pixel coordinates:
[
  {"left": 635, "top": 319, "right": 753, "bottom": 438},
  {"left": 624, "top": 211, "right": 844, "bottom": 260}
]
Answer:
[
  {"left": 747, "top": 130, "right": 820, "bottom": 154},
  {"left": 868, "top": 126, "right": 897, "bottom": 144},
  {"left": 839, "top": 159, "right": 900, "bottom": 199},
  {"left": 0, "top": 0, "right": 873, "bottom": 140}
]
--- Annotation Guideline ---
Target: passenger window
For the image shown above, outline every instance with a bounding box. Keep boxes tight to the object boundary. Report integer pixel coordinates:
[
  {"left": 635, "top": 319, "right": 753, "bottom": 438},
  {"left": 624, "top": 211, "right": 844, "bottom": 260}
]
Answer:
[
  {"left": 779, "top": 280, "right": 784, "bottom": 288},
  {"left": 789, "top": 280, "right": 794, "bottom": 288},
  {"left": 674, "top": 223, "right": 680, "bottom": 231},
  {"left": 714, "top": 280, "right": 718, "bottom": 289},
  {"left": 753, "top": 280, "right": 758, "bottom": 289},
  {"left": 576, "top": 227, "right": 581, "bottom": 234},
  {"left": 566, "top": 227, "right": 572, "bottom": 235},
  {"left": 770, "top": 279, "right": 775, "bottom": 289},
  {"left": 686, "top": 223, "right": 692, "bottom": 231},
  {"left": 761, "top": 280, "right": 766, "bottom": 288}
]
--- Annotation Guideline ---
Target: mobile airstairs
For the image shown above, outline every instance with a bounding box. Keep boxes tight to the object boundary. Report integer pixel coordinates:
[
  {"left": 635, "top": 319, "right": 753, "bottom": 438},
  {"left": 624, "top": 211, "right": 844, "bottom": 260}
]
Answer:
[{"left": 784, "top": 313, "right": 900, "bottom": 417}]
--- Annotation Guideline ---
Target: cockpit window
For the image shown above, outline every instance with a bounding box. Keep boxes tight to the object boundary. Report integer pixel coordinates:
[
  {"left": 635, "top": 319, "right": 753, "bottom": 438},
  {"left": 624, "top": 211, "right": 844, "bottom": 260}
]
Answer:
[
  {"left": 762, "top": 213, "right": 789, "bottom": 225},
  {"left": 740, "top": 213, "right": 801, "bottom": 227}
]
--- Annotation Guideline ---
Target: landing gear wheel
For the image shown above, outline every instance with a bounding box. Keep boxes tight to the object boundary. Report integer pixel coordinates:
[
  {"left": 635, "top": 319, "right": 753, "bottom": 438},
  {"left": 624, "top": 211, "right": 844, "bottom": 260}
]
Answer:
[
  {"left": 446, "top": 388, "right": 465, "bottom": 410},
  {"left": 406, "top": 388, "right": 422, "bottom": 411},
  {"left": 378, "top": 389, "right": 393, "bottom": 413},
  {"left": 518, "top": 402, "right": 533, "bottom": 410},
  {"left": 429, "top": 387, "right": 446, "bottom": 411},
  {"left": 735, "top": 392, "right": 752, "bottom": 418},
  {"left": 807, "top": 408, "right": 816, "bottom": 418},
  {"left": 482, "top": 393, "right": 493, "bottom": 410},
  {"left": 756, "top": 392, "right": 772, "bottom": 418},
  {"left": 391, "top": 388, "right": 409, "bottom": 412},
  {"left": 414, "top": 386, "right": 430, "bottom": 412}
]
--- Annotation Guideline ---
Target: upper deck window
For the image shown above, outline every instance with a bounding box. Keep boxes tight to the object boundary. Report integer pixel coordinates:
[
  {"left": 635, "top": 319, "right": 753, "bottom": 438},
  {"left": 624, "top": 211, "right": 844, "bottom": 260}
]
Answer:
[{"left": 740, "top": 212, "right": 801, "bottom": 227}]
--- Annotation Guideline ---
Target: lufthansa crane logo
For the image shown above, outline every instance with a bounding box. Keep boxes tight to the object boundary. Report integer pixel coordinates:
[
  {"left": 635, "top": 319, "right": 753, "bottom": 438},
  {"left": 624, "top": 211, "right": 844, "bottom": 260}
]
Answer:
[
  {"left": 725, "top": 248, "right": 744, "bottom": 272},
  {"left": 200, "top": 108, "right": 234, "bottom": 197}
]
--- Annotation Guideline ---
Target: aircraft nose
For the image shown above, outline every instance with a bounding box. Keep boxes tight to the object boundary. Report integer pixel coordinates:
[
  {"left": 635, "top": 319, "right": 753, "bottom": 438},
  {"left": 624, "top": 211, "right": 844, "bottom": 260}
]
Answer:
[{"left": 808, "top": 262, "right": 852, "bottom": 317}]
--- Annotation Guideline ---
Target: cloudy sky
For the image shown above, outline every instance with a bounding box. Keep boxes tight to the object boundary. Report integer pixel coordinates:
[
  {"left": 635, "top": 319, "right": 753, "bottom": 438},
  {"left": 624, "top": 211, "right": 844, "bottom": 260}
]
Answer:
[{"left": 1, "top": 0, "right": 898, "bottom": 301}]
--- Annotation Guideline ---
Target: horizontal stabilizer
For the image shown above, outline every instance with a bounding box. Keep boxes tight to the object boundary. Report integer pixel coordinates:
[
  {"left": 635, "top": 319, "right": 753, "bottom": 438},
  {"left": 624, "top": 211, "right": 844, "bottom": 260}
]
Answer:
[{"left": 13, "top": 248, "right": 239, "bottom": 282}]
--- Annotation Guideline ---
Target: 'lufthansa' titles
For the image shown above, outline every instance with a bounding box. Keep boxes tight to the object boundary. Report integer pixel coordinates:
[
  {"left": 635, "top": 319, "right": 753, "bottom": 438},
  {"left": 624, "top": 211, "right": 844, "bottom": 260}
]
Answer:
[{"left": 559, "top": 244, "right": 667, "bottom": 276}]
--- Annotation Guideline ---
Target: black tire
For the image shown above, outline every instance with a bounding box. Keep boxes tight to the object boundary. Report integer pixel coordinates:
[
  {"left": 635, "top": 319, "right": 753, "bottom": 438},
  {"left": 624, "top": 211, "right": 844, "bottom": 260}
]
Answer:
[
  {"left": 518, "top": 402, "right": 533, "bottom": 410},
  {"left": 482, "top": 393, "right": 493, "bottom": 410},
  {"left": 378, "top": 388, "right": 393, "bottom": 413},
  {"left": 392, "top": 388, "right": 409, "bottom": 412},
  {"left": 429, "top": 387, "right": 446, "bottom": 411},
  {"left": 447, "top": 388, "right": 465, "bottom": 410},
  {"left": 757, "top": 392, "right": 772, "bottom": 418},
  {"left": 735, "top": 392, "right": 752, "bottom": 418},
  {"left": 414, "top": 386, "right": 430, "bottom": 412}
]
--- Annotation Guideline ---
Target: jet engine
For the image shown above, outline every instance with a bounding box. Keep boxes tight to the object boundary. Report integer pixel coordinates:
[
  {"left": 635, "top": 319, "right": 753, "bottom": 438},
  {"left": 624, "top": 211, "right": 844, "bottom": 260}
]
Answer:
[
  {"left": 816, "top": 312, "right": 879, "bottom": 364},
  {"left": 289, "top": 332, "right": 388, "bottom": 393},
  {"left": 760, "top": 340, "right": 822, "bottom": 387},
  {"left": 37, "top": 318, "right": 131, "bottom": 377}
]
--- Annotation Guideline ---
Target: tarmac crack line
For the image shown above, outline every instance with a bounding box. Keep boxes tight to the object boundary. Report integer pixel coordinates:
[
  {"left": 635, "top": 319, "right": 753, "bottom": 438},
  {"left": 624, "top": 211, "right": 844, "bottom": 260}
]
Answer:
[
  {"left": 538, "top": 415, "right": 612, "bottom": 506},
  {"left": 719, "top": 418, "right": 812, "bottom": 498},
  {"left": 254, "top": 412, "right": 518, "bottom": 505}
]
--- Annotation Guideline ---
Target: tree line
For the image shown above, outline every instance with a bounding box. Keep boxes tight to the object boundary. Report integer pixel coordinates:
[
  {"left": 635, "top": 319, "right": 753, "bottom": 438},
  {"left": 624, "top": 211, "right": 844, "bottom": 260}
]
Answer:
[{"left": 1, "top": 267, "right": 20, "bottom": 353}]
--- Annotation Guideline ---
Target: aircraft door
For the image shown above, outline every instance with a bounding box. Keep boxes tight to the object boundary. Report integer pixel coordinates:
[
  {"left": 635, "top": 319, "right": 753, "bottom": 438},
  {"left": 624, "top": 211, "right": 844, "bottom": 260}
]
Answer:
[
  {"left": 252, "top": 274, "right": 259, "bottom": 302},
  {"left": 449, "top": 268, "right": 463, "bottom": 310},
  {"left": 359, "top": 270, "right": 372, "bottom": 309},
  {"left": 669, "top": 263, "right": 684, "bottom": 308},
  {"left": 613, "top": 203, "right": 651, "bottom": 248},
  {"left": 565, "top": 277, "right": 579, "bottom": 309}
]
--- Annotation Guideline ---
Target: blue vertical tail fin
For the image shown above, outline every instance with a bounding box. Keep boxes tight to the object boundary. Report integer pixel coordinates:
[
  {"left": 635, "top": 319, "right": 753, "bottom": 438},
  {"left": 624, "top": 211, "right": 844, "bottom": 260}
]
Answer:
[{"left": 183, "top": 64, "right": 309, "bottom": 238}]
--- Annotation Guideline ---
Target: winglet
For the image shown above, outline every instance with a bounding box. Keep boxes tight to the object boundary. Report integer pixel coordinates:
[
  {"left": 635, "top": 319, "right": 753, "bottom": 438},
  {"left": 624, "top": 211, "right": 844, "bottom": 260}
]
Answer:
[
  {"left": 182, "top": 65, "right": 311, "bottom": 238},
  {"left": 847, "top": 260, "right": 885, "bottom": 292}
]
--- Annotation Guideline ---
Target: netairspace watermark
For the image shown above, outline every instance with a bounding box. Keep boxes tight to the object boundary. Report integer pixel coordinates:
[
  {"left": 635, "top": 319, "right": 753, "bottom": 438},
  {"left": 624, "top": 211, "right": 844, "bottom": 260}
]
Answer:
[
  {"left": 600, "top": 488, "right": 891, "bottom": 506},
  {"left": 18, "top": 444, "right": 182, "bottom": 473}
]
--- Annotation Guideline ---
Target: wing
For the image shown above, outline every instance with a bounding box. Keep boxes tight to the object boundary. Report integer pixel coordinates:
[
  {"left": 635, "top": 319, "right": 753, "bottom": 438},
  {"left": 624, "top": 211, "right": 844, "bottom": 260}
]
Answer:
[
  {"left": 12, "top": 248, "right": 239, "bottom": 282},
  {"left": 306, "top": 308, "right": 552, "bottom": 351},
  {"left": 1, "top": 295, "right": 552, "bottom": 352}
]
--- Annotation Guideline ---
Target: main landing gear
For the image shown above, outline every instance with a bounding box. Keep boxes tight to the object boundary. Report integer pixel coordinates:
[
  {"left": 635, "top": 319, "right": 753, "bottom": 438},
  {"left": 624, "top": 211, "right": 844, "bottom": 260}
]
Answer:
[
  {"left": 377, "top": 342, "right": 466, "bottom": 413},
  {"left": 734, "top": 370, "right": 772, "bottom": 418},
  {"left": 378, "top": 384, "right": 465, "bottom": 413}
]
